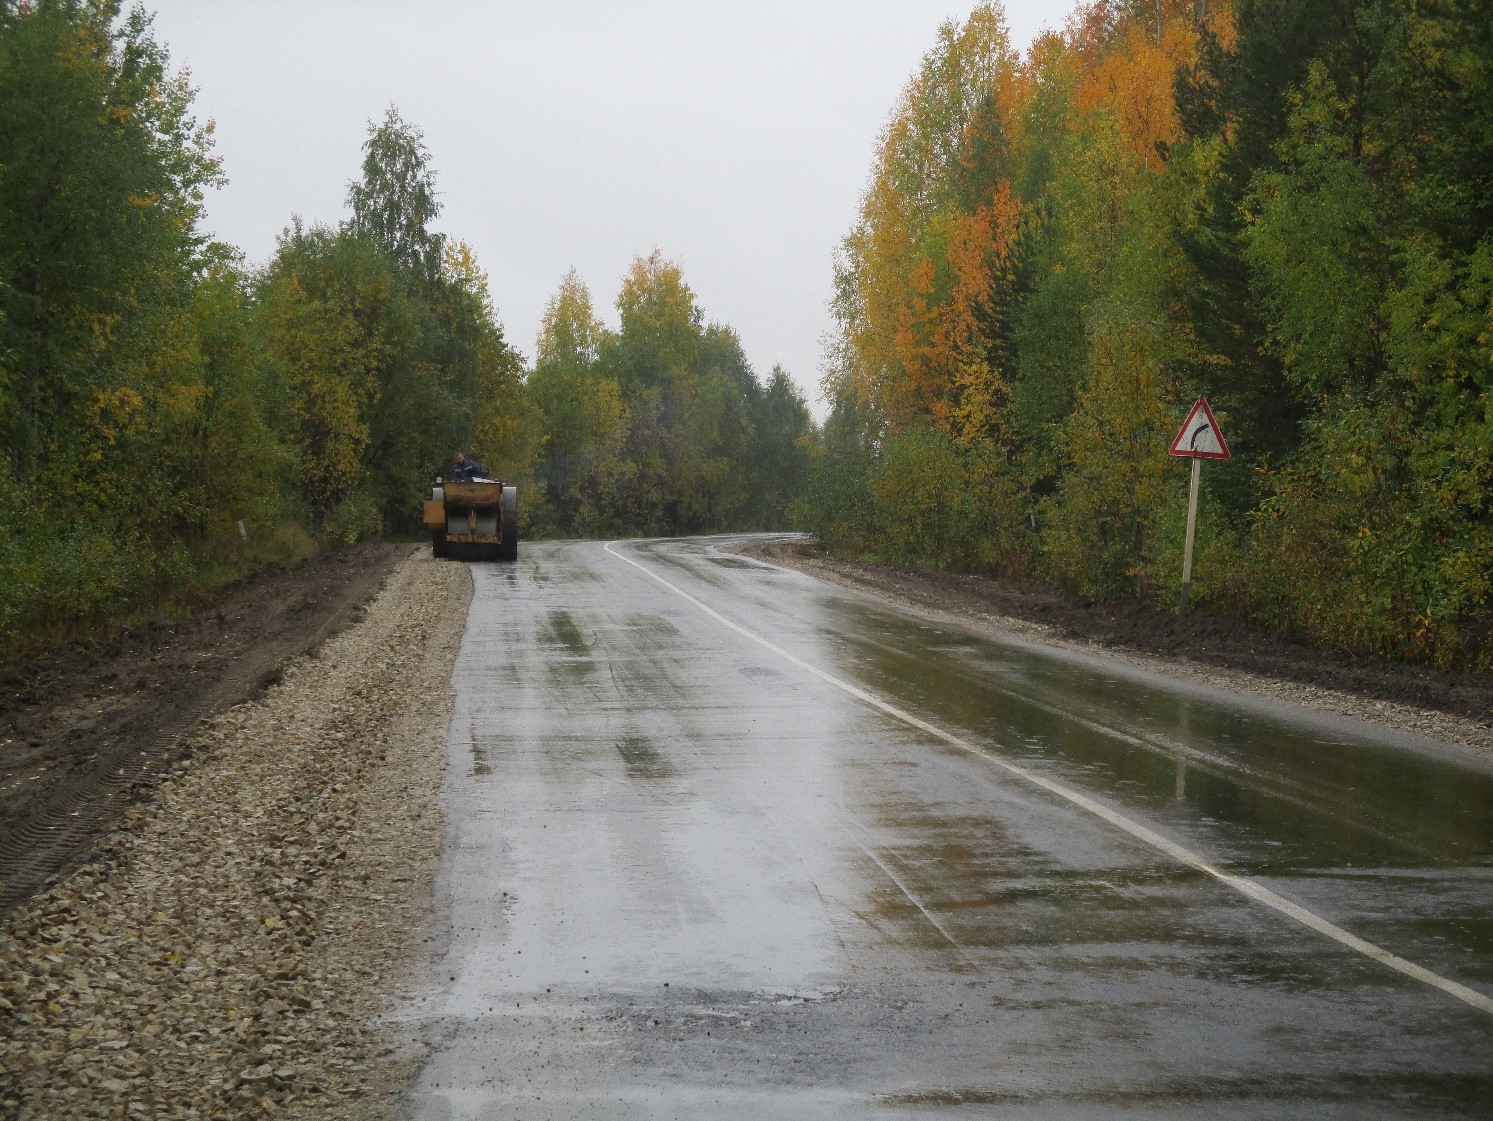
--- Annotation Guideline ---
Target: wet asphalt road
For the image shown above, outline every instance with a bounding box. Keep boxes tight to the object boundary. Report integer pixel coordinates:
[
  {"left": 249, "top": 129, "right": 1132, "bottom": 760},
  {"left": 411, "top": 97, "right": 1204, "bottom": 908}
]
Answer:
[{"left": 397, "top": 537, "right": 1492, "bottom": 1119}]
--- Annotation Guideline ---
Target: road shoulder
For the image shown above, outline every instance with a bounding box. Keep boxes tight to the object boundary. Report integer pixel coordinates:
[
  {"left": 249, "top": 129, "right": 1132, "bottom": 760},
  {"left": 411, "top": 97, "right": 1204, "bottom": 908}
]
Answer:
[
  {"left": 0, "top": 549, "right": 469, "bottom": 1119},
  {"left": 1, "top": 542, "right": 413, "bottom": 919}
]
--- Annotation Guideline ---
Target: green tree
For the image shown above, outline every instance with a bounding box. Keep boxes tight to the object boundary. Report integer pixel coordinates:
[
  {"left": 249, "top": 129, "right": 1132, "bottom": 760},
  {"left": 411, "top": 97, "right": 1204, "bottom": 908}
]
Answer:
[
  {"left": 0, "top": 0, "right": 246, "bottom": 655},
  {"left": 254, "top": 222, "right": 398, "bottom": 517},
  {"left": 347, "top": 105, "right": 445, "bottom": 283},
  {"left": 749, "top": 366, "right": 813, "bottom": 529},
  {"left": 1228, "top": 0, "right": 1493, "bottom": 669},
  {"left": 449, "top": 242, "right": 533, "bottom": 487},
  {"left": 0, "top": 0, "right": 220, "bottom": 478},
  {"left": 526, "top": 256, "right": 816, "bottom": 538},
  {"left": 1171, "top": 0, "right": 1376, "bottom": 478},
  {"left": 256, "top": 109, "right": 532, "bottom": 537},
  {"left": 606, "top": 250, "right": 702, "bottom": 395},
  {"left": 527, "top": 271, "right": 627, "bottom": 529}
]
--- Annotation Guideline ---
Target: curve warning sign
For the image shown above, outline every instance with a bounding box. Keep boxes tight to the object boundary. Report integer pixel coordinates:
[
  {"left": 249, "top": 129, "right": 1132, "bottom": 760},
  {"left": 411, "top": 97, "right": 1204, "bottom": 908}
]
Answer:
[{"left": 1169, "top": 397, "right": 1230, "bottom": 460}]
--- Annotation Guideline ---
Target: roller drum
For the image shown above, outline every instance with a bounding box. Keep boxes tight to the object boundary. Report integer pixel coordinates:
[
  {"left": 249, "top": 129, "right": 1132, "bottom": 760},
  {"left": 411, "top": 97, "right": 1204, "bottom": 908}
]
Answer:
[{"left": 499, "top": 486, "right": 518, "bottom": 561}]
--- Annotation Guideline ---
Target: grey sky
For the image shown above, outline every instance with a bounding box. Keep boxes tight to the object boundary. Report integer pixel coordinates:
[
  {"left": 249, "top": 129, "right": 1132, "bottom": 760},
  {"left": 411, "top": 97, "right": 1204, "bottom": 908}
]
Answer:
[{"left": 148, "top": 1, "right": 1075, "bottom": 413}]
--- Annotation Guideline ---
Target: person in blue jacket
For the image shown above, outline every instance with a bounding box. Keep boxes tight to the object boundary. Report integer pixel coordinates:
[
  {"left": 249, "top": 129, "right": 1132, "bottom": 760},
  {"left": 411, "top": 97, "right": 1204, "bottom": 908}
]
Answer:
[{"left": 452, "top": 452, "right": 487, "bottom": 482}]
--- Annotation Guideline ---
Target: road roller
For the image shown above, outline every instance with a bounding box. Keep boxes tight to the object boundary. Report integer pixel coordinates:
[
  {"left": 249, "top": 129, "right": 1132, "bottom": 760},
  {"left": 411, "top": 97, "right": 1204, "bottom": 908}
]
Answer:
[{"left": 424, "top": 477, "right": 517, "bottom": 561}]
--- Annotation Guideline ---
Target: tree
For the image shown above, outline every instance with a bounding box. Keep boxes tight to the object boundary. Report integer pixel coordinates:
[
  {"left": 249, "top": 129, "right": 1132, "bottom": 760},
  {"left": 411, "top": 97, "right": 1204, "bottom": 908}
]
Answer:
[
  {"left": 0, "top": 0, "right": 221, "bottom": 484},
  {"left": 347, "top": 105, "right": 444, "bottom": 283},
  {"left": 1171, "top": 0, "right": 1369, "bottom": 473},
  {"left": 535, "top": 268, "right": 604, "bottom": 373},
  {"left": 831, "top": 2, "right": 1023, "bottom": 433},
  {"left": 0, "top": 0, "right": 302, "bottom": 655},
  {"left": 599, "top": 251, "right": 712, "bottom": 532},
  {"left": 448, "top": 242, "right": 533, "bottom": 485},
  {"left": 750, "top": 366, "right": 813, "bottom": 529},
  {"left": 255, "top": 223, "right": 397, "bottom": 513},
  {"left": 527, "top": 271, "right": 626, "bottom": 529},
  {"left": 608, "top": 250, "right": 702, "bottom": 394},
  {"left": 525, "top": 256, "right": 814, "bottom": 538}
]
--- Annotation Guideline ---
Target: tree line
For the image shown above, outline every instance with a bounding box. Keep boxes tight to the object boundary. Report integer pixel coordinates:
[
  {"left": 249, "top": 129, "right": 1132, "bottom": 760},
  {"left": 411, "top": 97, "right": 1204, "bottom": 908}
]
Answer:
[
  {"left": 802, "top": 0, "right": 1492, "bottom": 672},
  {"left": 0, "top": 0, "right": 812, "bottom": 660},
  {"left": 5, "top": 0, "right": 1484, "bottom": 675},
  {"left": 523, "top": 261, "right": 811, "bottom": 538}
]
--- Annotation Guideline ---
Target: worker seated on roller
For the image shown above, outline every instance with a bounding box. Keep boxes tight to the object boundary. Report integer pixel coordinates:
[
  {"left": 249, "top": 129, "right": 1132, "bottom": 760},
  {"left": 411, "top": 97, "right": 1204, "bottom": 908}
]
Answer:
[{"left": 452, "top": 452, "right": 488, "bottom": 482}]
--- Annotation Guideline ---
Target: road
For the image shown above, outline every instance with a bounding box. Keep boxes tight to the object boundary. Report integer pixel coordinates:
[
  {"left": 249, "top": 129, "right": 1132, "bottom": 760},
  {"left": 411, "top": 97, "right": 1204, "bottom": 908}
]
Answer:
[{"left": 396, "top": 537, "right": 1493, "bottom": 1119}]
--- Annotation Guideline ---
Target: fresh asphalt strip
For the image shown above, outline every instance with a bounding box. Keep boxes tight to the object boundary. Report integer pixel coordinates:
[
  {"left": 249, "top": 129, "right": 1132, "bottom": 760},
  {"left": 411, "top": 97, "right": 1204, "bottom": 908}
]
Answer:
[{"left": 604, "top": 540, "right": 1493, "bottom": 1017}]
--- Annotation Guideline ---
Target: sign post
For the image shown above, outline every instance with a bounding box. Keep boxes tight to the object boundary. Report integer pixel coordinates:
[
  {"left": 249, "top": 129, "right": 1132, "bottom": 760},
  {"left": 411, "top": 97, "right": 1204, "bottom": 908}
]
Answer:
[{"left": 1168, "top": 397, "right": 1229, "bottom": 617}]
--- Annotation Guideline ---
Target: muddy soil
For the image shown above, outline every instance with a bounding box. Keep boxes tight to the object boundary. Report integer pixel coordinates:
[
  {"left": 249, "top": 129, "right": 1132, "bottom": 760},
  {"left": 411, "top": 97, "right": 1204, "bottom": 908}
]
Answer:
[
  {"left": 734, "top": 538, "right": 1493, "bottom": 748},
  {"left": 0, "top": 543, "right": 412, "bottom": 919}
]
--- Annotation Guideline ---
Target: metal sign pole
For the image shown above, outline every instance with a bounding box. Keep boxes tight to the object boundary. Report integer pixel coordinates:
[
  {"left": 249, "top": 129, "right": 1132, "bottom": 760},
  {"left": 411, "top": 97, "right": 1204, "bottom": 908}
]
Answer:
[
  {"left": 1180, "top": 455, "right": 1201, "bottom": 617},
  {"left": 1169, "top": 397, "right": 1229, "bottom": 619}
]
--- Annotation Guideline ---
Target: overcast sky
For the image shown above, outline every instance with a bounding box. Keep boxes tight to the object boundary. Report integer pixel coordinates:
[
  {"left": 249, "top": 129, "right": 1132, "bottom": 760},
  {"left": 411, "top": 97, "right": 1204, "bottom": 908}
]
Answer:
[{"left": 147, "top": 1, "right": 1075, "bottom": 414}]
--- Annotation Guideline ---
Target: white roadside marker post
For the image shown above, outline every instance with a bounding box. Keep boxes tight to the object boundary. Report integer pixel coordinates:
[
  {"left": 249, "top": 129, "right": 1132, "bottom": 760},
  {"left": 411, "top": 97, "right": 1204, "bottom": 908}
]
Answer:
[{"left": 1167, "top": 397, "right": 1230, "bottom": 619}]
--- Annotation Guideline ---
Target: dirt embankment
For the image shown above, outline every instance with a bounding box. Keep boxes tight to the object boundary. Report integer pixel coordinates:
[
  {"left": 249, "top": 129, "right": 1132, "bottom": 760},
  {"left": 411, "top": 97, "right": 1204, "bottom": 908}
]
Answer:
[
  {"left": 0, "top": 543, "right": 411, "bottom": 919},
  {"left": 735, "top": 538, "right": 1493, "bottom": 752},
  {"left": 1, "top": 549, "right": 469, "bottom": 1119}
]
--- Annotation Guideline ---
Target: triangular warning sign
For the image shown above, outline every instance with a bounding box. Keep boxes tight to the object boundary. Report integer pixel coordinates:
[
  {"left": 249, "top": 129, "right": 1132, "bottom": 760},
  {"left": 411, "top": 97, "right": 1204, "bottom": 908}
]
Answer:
[{"left": 1169, "top": 397, "right": 1230, "bottom": 459}]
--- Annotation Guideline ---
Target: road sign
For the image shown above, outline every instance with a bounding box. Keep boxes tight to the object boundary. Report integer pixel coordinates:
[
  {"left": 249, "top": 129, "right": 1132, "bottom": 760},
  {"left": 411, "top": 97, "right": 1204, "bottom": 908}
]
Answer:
[
  {"left": 1169, "top": 397, "right": 1230, "bottom": 460},
  {"left": 1170, "top": 398, "right": 1229, "bottom": 618}
]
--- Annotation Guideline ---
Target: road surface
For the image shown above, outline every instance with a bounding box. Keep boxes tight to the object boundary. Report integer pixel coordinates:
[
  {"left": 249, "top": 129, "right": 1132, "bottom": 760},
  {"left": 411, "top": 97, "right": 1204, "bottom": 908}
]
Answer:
[{"left": 397, "top": 537, "right": 1492, "bottom": 1119}]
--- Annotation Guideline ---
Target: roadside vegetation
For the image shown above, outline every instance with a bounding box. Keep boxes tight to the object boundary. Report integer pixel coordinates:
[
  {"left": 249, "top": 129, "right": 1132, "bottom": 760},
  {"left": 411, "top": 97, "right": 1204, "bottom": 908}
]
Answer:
[
  {"left": 4, "top": 0, "right": 1486, "bottom": 676},
  {"left": 805, "top": 0, "right": 1493, "bottom": 673},
  {"left": 523, "top": 263, "right": 812, "bottom": 538},
  {"left": 0, "top": 0, "right": 811, "bottom": 662}
]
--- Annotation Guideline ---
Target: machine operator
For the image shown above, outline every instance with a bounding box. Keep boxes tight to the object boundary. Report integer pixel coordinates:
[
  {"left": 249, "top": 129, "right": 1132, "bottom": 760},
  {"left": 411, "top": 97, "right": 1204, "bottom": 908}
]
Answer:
[{"left": 451, "top": 452, "right": 487, "bottom": 483}]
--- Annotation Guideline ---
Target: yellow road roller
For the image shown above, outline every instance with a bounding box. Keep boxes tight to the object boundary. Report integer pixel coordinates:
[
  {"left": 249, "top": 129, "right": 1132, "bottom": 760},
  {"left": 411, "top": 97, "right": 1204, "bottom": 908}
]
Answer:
[{"left": 424, "top": 478, "right": 517, "bottom": 561}]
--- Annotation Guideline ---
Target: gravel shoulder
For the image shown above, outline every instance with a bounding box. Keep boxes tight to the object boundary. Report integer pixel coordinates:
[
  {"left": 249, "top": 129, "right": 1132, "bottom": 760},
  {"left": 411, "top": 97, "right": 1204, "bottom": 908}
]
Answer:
[
  {"left": 730, "top": 538, "right": 1493, "bottom": 754},
  {"left": 0, "top": 542, "right": 411, "bottom": 919},
  {"left": 1, "top": 549, "right": 470, "bottom": 1119}
]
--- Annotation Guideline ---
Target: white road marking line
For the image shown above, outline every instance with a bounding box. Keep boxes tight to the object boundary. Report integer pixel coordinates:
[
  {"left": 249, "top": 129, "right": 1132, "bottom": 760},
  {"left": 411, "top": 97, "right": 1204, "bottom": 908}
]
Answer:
[{"left": 604, "top": 540, "right": 1493, "bottom": 1016}]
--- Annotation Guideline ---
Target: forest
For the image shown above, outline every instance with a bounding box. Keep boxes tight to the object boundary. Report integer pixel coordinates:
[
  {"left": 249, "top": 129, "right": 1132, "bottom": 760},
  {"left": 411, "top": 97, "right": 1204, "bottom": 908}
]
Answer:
[
  {"left": 0, "top": 0, "right": 811, "bottom": 660},
  {"left": 3, "top": 0, "right": 1488, "bottom": 674},
  {"left": 804, "top": 0, "right": 1492, "bottom": 672}
]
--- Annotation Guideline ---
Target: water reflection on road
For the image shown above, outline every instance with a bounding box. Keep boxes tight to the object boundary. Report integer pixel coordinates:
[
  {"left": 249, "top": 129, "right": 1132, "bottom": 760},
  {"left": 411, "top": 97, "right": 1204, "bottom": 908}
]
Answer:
[{"left": 398, "top": 537, "right": 1492, "bottom": 1120}]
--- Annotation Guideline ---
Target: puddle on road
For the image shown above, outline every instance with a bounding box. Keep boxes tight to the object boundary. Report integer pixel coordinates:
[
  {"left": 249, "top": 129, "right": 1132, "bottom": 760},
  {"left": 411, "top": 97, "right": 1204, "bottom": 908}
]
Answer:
[
  {"left": 545, "top": 609, "right": 593, "bottom": 656},
  {"left": 540, "top": 608, "right": 599, "bottom": 687},
  {"left": 835, "top": 612, "right": 1493, "bottom": 872},
  {"left": 471, "top": 738, "right": 492, "bottom": 777},
  {"left": 707, "top": 555, "right": 766, "bottom": 571},
  {"left": 616, "top": 735, "right": 677, "bottom": 780},
  {"left": 845, "top": 790, "right": 1218, "bottom": 958}
]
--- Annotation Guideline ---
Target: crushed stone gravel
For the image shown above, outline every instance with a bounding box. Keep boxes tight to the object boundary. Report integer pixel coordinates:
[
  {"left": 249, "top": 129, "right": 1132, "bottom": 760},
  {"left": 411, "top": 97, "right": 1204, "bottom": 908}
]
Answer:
[{"left": 0, "top": 550, "right": 470, "bottom": 1120}]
